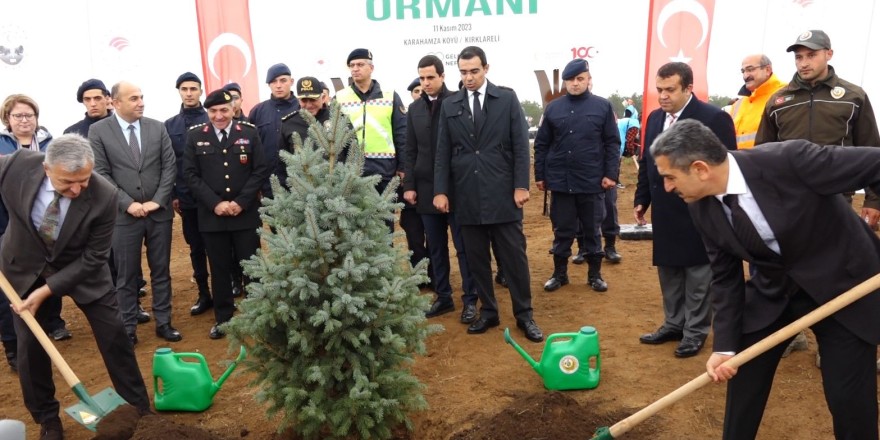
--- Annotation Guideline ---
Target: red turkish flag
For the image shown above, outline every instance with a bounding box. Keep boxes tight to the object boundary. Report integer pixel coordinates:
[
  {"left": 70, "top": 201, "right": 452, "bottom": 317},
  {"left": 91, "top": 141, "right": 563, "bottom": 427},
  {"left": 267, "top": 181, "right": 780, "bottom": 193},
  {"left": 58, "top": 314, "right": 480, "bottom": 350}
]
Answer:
[
  {"left": 195, "top": 0, "right": 259, "bottom": 115},
  {"left": 641, "top": 0, "right": 716, "bottom": 153}
]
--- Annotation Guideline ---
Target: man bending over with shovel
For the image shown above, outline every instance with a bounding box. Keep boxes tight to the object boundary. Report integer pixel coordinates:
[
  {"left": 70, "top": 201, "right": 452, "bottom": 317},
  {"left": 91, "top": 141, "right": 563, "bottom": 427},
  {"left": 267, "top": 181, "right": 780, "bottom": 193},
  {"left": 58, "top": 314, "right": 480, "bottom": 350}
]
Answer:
[
  {"left": 0, "top": 134, "right": 151, "bottom": 440},
  {"left": 652, "top": 119, "right": 880, "bottom": 439}
]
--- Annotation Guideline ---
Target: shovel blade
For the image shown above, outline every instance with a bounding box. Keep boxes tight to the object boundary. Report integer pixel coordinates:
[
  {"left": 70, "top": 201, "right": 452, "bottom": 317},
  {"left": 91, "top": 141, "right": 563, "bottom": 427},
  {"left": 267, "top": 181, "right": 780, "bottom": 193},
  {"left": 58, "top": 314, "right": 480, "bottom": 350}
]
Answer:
[{"left": 64, "top": 386, "right": 128, "bottom": 431}]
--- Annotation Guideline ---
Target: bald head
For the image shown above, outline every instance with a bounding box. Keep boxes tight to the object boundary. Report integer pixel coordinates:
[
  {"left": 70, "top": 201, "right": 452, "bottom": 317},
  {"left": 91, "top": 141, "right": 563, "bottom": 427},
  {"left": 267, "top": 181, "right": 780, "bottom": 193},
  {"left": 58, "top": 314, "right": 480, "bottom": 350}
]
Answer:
[
  {"left": 741, "top": 54, "right": 772, "bottom": 93},
  {"left": 111, "top": 81, "right": 145, "bottom": 123}
]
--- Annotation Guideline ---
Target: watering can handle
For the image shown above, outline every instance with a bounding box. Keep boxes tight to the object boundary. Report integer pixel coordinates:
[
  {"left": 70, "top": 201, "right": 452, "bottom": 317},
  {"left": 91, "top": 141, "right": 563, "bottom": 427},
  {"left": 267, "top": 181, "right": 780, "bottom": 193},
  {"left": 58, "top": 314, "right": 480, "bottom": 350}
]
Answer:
[
  {"left": 544, "top": 333, "right": 578, "bottom": 345},
  {"left": 0, "top": 271, "right": 82, "bottom": 388}
]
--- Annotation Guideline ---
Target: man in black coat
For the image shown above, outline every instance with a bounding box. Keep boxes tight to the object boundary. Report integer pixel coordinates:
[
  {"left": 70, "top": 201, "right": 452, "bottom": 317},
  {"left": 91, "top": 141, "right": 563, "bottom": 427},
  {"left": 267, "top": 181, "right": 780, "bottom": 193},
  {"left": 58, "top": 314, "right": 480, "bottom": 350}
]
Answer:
[
  {"left": 403, "top": 55, "right": 478, "bottom": 324},
  {"left": 634, "top": 62, "right": 736, "bottom": 358},
  {"left": 433, "top": 46, "right": 542, "bottom": 342},
  {"left": 653, "top": 119, "right": 880, "bottom": 440},
  {"left": 184, "top": 89, "right": 269, "bottom": 339}
]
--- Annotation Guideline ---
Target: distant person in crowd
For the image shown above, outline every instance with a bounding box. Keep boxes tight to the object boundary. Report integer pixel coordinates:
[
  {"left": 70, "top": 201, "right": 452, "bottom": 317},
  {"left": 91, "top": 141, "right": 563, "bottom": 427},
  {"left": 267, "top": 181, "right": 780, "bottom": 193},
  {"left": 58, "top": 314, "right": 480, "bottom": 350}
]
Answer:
[
  {"left": 403, "top": 54, "right": 479, "bottom": 323},
  {"left": 90, "top": 81, "right": 180, "bottom": 345},
  {"left": 534, "top": 58, "right": 619, "bottom": 294},
  {"left": 1, "top": 134, "right": 152, "bottom": 440},
  {"left": 223, "top": 82, "right": 248, "bottom": 121},
  {"left": 654, "top": 119, "right": 880, "bottom": 440},
  {"left": 184, "top": 89, "right": 268, "bottom": 340},
  {"left": 728, "top": 54, "right": 784, "bottom": 150},
  {"left": 63, "top": 79, "right": 113, "bottom": 136},
  {"left": 249, "top": 63, "right": 300, "bottom": 199},
  {"left": 634, "top": 62, "right": 736, "bottom": 359},
  {"left": 0, "top": 94, "right": 70, "bottom": 346},
  {"left": 434, "top": 45, "right": 543, "bottom": 343},
  {"left": 164, "top": 72, "right": 213, "bottom": 317},
  {"left": 407, "top": 77, "right": 423, "bottom": 101}
]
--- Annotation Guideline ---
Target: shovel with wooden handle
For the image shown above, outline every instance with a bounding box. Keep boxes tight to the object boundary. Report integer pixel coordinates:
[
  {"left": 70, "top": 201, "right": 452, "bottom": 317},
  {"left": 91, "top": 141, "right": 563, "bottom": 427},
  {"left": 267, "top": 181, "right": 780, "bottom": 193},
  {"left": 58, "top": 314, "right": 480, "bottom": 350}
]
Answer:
[
  {"left": 0, "top": 271, "right": 129, "bottom": 432},
  {"left": 591, "top": 273, "right": 880, "bottom": 440}
]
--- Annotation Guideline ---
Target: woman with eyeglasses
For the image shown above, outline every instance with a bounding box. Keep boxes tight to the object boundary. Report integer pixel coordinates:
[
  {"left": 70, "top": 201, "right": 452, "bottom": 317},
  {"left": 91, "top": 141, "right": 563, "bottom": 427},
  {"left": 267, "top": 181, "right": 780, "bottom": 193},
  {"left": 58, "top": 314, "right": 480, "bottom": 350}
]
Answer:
[{"left": 0, "top": 94, "right": 53, "bottom": 155}]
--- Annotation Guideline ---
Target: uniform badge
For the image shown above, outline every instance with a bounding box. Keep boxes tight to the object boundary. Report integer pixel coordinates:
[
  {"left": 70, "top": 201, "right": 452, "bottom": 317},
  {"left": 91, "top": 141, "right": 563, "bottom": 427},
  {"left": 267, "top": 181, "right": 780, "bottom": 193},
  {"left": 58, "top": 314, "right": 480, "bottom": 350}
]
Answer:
[
  {"left": 798, "top": 31, "right": 812, "bottom": 41},
  {"left": 775, "top": 95, "right": 793, "bottom": 105},
  {"left": 400, "top": 105, "right": 407, "bottom": 115},
  {"left": 240, "top": 154, "right": 248, "bottom": 164},
  {"left": 234, "top": 138, "right": 250, "bottom": 145},
  {"left": 830, "top": 86, "right": 845, "bottom": 99},
  {"left": 202, "top": 125, "right": 210, "bottom": 133}
]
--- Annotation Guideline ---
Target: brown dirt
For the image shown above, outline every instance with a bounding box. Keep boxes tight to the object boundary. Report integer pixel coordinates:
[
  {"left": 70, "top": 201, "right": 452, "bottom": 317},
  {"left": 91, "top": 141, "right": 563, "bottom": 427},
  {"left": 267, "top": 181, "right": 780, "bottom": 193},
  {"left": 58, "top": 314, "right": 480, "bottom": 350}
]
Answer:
[{"left": 0, "top": 158, "right": 851, "bottom": 439}]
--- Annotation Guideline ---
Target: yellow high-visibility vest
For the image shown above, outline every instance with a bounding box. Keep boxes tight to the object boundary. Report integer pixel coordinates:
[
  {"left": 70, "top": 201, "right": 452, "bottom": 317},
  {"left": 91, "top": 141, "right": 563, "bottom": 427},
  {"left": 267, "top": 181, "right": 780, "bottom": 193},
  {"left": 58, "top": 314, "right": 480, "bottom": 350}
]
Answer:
[{"left": 336, "top": 87, "right": 396, "bottom": 158}]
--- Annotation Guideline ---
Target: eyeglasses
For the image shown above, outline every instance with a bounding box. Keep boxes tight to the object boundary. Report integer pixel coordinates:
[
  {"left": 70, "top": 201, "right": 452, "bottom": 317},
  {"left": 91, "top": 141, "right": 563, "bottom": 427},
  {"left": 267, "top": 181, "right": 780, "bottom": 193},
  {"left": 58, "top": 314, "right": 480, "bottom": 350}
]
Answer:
[
  {"left": 10, "top": 113, "right": 36, "bottom": 121},
  {"left": 740, "top": 65, "right": 767, "bottom": 74},
  {"left": 349, "top": 62, "right": 370, "bottom": 69}
]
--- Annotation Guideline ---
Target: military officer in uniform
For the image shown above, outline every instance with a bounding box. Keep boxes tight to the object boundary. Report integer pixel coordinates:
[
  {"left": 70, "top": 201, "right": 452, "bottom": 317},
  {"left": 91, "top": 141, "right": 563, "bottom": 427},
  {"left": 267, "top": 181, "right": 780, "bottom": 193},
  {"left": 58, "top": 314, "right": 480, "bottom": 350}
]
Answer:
[{"left": 183, "top": 89, "right": 269, "bottom": 339}]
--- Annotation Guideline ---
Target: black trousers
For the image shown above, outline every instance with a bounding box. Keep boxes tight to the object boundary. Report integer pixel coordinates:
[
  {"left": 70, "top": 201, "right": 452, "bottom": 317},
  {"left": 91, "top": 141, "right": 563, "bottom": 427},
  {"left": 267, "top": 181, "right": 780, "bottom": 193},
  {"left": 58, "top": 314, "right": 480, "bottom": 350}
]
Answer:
[
  {"left": 180, "top": 207, "right": 210, "bottom": 286},
  {"left": 723, "top": 290, "right": 877, "bottom": 440},
  {"left": 399, "top": 205, "right": 432, "bottom": 283},
  {"left": 14, "top": 282, "right": 149, "bottom": 424},
  {"left": 460, "top": 221, "right": 532, "bottom": 323},
  {"left": 601, "top": 186, "right": 619, "bottom": 237},
  {"left": 202, "top": 229, "right": 260, "bottom": 324},
  {"left": 551, "top": 192, "right": 602, "bottom": 258}
]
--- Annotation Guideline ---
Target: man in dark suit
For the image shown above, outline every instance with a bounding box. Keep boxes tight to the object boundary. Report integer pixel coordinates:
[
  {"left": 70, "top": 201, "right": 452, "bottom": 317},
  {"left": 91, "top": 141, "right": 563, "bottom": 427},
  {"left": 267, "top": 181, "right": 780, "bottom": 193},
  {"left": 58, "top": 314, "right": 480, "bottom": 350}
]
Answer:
[
  {"left": 433, "top": 46, "right": 542, "bottom": 343},
  {"left": 1, "top": 135, "right": 151, "bottom": 440},
  {"left": 184, "top": 89, "right": 268, "bottom": 339},
  {"left": 89, "top": 81, "right": 181, "bottom": 345},
  {"left": 403, "top": 54, "right": 478, "bottom": 323},
  {"left": 652, "top": 119, "right": 880, "bottom": 440},
  {"left": 634, "top": 62, "right": 736, "bottom": 358}
]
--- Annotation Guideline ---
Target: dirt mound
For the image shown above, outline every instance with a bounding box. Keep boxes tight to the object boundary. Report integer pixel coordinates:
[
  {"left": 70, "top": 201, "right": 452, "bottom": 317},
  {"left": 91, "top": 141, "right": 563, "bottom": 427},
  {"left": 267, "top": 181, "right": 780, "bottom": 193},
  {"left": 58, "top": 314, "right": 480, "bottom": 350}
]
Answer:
[
  {"left": 449, "top": 391, "right": 660, "bottom": 440},
  {"left": 92, "top": 406, "right": 231, "bottom": 440}
]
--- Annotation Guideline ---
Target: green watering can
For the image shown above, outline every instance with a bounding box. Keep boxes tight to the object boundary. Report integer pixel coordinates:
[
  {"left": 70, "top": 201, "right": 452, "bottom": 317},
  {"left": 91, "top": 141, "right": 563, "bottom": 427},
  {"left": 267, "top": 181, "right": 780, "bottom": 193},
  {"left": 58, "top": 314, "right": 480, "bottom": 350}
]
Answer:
[
  {"left": 153, "top": 346, "right": 246, "bottom": 412},
  {"left": 504, "top": 326, "right": 601, "bottom": 391}
]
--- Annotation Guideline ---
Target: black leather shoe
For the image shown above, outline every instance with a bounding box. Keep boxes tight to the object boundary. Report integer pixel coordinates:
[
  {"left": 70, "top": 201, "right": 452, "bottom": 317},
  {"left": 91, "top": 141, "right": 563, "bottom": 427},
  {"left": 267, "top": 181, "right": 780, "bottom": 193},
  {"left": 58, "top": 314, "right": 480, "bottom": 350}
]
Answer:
[
  {"left": 494, "top": 273, "right": 508, "bottom": 288},
  {"left": 604, "top": 247, "right": 622, "bottom": 264},
  {"left": 6, "top": 351, "right": 17, "bottom": 373},
  {"left": 40, "top": 418, "right": 63, "bottom": 440},
  {"left": 543, "top": 274, "right": 569, "bottom": 292},
  {"left": 588, "top": 275, "right": 608, "bottom": 292},
  {"left": 460, "top": 304, "right": 478, "bottom": 324},
  {"left": 156, "top": 324, "right": 182, "bottom": 342},
  {"left": 209, "top": 324, "right": 226, "bottom": 340},
  {"left": 674, "top": 336, "right": 705, "bottom": 358},
  {"left": 467, "top": 316, "right": 500, "bottom": 334},
  {"left": 51, "top": 327, "right": 72, "bottom": 341},
  {"left": 128, "top": 332, "right": 138, "bottom": 346},
  {"left": 571, "top": 253, "right": 586, "bottom": 265},
  {"left": 190, "top": 298, "right": 214, "bottom": 316},
  {"left": 639, "top": 328, "right": 683, "bottom": 345},
  {"left": 517, "top": 320, "right": 544, "bottom": 343},
  {"left": 425, "top": 299, "right": 454, "bottom": 318},
  {"left": 136, "top": 304, "right": 151, "bottom": 324}
]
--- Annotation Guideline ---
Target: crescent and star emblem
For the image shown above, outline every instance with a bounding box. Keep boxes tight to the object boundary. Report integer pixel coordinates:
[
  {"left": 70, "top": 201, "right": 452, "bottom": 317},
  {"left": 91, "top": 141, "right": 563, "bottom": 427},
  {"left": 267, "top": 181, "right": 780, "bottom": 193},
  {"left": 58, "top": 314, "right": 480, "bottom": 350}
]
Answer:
[
  {"left": 207, "top": 32, "right": 253, "bottom": 80},
  {"left": 657, "top": 0, "right": 710, "bottom": 63}
]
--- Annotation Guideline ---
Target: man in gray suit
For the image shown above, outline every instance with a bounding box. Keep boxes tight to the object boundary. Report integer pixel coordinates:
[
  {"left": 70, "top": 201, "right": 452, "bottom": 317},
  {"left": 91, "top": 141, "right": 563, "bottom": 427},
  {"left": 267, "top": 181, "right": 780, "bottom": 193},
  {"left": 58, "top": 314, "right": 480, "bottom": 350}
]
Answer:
[
  {"left": 1, "top": 135, "right": 151, "bottom": 440},
  {"left": 89, "top": 81, "right": 181, "bottom": 344}
]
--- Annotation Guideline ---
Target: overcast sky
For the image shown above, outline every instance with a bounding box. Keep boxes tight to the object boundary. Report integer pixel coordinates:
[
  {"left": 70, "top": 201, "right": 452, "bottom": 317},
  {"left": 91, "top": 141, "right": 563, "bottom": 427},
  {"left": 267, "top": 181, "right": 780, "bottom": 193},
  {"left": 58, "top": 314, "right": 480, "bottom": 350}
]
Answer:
[{"left": 2, "top": 0, "right": 878, "bottom": 133}]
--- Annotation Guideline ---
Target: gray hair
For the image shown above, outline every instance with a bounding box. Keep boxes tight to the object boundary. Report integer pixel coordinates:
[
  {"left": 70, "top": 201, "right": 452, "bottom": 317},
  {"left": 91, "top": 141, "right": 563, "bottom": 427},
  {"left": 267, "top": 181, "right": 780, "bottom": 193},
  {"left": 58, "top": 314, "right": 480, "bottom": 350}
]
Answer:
[
  {"left": 44, "top": 133, "right": 95, "bottom": 172},
  {"left": 650, "top": 119, "right": 728, "bottom": 171},
  {"left": 759, "top": 54, "right": 772, "bottom": 67}
]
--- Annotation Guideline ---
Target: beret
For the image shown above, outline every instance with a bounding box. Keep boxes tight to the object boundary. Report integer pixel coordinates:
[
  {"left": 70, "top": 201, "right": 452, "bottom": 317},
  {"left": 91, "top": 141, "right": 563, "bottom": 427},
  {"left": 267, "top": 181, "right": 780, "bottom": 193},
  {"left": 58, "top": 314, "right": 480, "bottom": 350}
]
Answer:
[
  {"left": 562, "top": 59, "right": 589, "bottom": 80},
  {"left": 346, "top": 48, "right": 372, "bottom": 65},
  {"left": 203, "top": 89, "right": 232, "bottom": 108},
  {"left": 175, "top": 72, "right": 202, "bottom": 89},
  {"left": 223, "top": 82, "right": 242, "bottom": 94},
  {"left": 407, "top": 78, "right": 421, "bottom": 92},
  {"left": 76, "top": 79, "right": 109, "bottom": 103},
  {"left": 265, "top": 63, "right": 291, "bottom": 83}
]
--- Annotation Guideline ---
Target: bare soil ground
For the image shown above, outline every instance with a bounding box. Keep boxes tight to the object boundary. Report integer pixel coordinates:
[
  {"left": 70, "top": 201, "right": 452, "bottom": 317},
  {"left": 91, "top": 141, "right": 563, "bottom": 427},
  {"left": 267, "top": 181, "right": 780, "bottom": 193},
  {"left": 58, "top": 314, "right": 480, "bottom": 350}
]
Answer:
[{"left": 0, "top": 159, "right": 849, "bottom": 439}]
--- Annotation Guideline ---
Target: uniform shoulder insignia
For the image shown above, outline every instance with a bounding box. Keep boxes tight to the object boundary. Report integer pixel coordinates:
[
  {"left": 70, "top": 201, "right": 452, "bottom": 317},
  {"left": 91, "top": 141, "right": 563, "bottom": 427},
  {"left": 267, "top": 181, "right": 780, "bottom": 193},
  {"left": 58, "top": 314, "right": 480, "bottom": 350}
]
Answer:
[
  {"left": 237, "top": 120, "right": 256, "bottom": 128},
  {"left": 280, "top": 111, "right": 299, "bottom": 122},
  {"left": 188, "top": 122, "right": 207, "bottom": 131}
]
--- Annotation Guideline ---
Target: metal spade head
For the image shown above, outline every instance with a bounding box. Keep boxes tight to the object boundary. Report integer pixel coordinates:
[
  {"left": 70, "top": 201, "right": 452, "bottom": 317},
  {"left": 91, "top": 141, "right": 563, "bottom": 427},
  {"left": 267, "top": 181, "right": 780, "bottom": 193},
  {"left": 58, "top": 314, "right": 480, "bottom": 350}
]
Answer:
[{"left": 64, "top": 385, "right": 129, "bottom": 431}]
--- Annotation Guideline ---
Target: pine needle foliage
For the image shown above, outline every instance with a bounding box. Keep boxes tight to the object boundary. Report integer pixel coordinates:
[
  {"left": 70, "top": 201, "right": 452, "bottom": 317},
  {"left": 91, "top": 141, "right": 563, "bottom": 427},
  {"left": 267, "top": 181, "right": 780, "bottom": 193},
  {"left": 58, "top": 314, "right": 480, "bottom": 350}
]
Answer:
[{"left": 225, "top": 101, "right": 436, "bottom": 439}]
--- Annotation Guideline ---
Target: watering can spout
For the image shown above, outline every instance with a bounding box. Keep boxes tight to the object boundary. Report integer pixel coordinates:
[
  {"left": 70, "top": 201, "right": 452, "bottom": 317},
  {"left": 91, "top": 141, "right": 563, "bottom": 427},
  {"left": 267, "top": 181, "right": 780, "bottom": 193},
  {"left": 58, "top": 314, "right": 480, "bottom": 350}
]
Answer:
[
  {"left": 504, "top": 328, "right": 540, "bottom": 370},
  {"left": 213, "top": 346, "right": 247, "bottom": 391}
]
